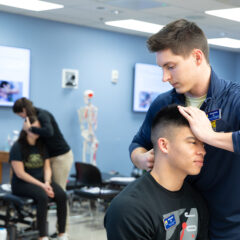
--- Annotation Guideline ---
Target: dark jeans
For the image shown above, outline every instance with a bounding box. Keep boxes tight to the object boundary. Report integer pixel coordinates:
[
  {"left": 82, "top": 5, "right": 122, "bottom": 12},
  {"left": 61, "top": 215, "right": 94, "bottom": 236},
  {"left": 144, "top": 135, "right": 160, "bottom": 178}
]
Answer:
[{"left": 12, "top": 181, "right": 67, "bottom": 237}]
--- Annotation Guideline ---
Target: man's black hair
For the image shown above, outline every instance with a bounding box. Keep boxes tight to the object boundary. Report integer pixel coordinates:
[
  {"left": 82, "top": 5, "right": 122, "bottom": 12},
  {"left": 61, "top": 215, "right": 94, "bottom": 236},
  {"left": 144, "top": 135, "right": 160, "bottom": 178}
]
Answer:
[{"left": 151, "top": 104, "right": 189, "bottom": 149}]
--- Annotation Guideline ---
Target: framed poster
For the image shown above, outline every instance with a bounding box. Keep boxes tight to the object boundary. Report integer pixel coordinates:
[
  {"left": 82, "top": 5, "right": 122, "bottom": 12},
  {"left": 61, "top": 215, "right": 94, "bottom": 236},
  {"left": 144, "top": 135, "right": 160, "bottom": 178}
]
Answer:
[
  {"left": 62, "top": 69, "right": 79, "bottom": 89},
  {"left": 0, "top": 45, "right": 30, "bottom": 107},
  {"left": 133, "top": 63, "right": 172, "bottom": 112}
]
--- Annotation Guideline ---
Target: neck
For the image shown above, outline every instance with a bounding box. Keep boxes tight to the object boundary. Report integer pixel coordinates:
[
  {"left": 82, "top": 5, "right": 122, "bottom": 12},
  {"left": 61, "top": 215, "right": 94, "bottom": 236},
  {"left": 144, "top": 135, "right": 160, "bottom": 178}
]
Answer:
[
  {"left": 185, "top": 64, "right": 211, "bottom": 98},
  {"left": 27, "top": 136, "right": 36, "bottom": 146},
  {"left": 150, "top": 156, "right": 186, "bottom": 191}
]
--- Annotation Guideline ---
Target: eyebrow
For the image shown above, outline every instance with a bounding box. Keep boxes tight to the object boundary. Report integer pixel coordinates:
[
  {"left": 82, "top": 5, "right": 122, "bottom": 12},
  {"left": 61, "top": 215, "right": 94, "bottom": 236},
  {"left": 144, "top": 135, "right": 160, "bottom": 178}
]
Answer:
[{"left": 162, "top": 62, "right": 174, "bottom": 68}]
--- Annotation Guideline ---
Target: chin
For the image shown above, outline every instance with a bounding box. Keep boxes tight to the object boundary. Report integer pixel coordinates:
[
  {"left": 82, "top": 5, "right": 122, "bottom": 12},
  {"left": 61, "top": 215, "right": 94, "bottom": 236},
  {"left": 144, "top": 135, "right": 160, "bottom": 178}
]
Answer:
[
  {"left": 175, "top": 88, "right": 185, "bottom": 94},
  {"left": 189, "top": 169, "right": 201, "bottom": 176}
]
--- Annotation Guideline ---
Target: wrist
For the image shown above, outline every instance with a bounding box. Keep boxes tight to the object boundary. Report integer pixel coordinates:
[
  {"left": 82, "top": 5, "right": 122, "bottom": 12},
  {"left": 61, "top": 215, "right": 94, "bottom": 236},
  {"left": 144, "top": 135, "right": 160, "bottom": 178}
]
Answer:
[{"left": 204, "top": 131, "right": 217, "bottom": 145}]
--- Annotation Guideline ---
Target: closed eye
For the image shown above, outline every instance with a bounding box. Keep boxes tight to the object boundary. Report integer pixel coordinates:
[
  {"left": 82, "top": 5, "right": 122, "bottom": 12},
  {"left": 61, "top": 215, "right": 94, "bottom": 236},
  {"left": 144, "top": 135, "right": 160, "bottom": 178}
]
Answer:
[{"left": 167, "top": 65, "right": 175, "bottom": 70}]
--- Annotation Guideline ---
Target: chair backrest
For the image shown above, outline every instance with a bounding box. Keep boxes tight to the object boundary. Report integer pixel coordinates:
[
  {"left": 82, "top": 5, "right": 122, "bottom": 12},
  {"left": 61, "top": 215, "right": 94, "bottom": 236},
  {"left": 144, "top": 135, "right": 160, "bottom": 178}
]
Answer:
[{"left": 75, "top": 162, "right": 102, "bottom": 187}]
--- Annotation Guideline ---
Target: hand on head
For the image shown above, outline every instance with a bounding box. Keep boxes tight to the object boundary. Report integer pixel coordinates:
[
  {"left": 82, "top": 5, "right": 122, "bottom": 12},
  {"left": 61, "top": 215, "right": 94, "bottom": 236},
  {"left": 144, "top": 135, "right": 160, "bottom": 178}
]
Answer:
[{"left": 178, "top": 106, "right": 214, "bottom": 142}]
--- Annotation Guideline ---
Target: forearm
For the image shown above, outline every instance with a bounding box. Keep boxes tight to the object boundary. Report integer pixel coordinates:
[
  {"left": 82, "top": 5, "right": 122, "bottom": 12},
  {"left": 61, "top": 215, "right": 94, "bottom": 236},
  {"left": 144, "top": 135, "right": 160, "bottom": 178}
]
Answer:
[
  {"left": 30, "top": 112, "right": 54, "bottom": 137},
  {"left": 44, "top": 169, "right": 52, "bottom": 183},
  {"left": 205, "top": 132, "right": 233, "bottom": 152},
  {"left": 44, "top": 160, "right": 52, "bottom": 183},
  {"left": 30, "top": 125, "right": 54, "bottom": 137},
  {"left": 17, "top": 171, "right": 44, "bottom": 188}
]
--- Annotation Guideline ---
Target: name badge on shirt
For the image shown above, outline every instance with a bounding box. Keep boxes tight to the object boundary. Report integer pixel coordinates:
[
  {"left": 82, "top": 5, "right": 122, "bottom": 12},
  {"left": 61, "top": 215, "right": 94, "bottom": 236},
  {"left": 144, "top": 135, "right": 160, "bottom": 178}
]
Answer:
[
  {"left": 163, "top": 214, "right": 176, "bottom": 230},
  {"left": 207, "top": 109, "right": 221, "bottom": 121},
  {"left": 207, "top": 109, "right": 221, "bottom": 131}
]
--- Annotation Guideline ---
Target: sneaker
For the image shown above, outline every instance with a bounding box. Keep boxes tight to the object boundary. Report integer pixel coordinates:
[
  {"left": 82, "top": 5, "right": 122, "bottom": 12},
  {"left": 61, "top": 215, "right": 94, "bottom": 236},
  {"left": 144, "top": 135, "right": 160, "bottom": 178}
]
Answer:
[{"left": 58, "top": 233, "right": 68, "bottom": 240}]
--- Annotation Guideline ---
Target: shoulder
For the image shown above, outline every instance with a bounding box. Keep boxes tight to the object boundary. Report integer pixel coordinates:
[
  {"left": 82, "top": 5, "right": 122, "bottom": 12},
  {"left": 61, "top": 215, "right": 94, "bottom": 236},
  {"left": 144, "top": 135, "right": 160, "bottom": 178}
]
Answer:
[
  {"left": 36, "top": 108, "right": 54, "bottom": 121},
  {"left": 9, "top": 141, "right": 22, "bottom": 161},
  {"left": 107, "top": 174, "right": 157, "bottom": 216},
  {"left": 10, "top": 141, "right": 21, "bottom": 153},
  {"left": 108, "top": 175, "right": 151, "bottom": 210},
  {"left": 105, "top": 174, "right": 166, "bottom": 239},
  {"left": 211, "top": 70, "right": 240, "bottom": 98},
  {"left": 36, "top": 108, "right": 50, "bottom": 116}
]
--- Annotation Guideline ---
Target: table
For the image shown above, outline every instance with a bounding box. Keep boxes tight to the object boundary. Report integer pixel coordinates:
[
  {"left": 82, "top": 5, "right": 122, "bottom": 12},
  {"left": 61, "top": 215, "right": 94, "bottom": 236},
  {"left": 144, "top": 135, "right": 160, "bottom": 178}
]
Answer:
[{"left": 0, "top": 151, "right": 9, "bottom": 183}]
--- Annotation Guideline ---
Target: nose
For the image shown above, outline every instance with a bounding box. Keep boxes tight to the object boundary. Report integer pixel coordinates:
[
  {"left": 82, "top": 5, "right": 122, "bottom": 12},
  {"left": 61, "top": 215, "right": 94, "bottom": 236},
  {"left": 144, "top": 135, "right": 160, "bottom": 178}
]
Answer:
[
  {"left": 197, "top": 144, "right": 206, "bottom": 157},
  {"left": 162, "top": 69, "right": 171, "bottom": 82}
]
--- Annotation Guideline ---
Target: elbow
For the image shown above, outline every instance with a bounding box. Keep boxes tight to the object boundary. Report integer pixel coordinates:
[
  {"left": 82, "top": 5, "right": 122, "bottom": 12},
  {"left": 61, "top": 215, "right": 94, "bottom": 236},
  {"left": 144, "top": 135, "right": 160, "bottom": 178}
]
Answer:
[{"left": 15, "top": 171, "right": 24, "bottom": 180}]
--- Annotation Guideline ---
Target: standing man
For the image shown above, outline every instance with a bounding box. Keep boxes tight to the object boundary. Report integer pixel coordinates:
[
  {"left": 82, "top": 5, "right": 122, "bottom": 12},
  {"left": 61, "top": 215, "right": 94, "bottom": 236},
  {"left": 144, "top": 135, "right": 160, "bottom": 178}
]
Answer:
[
  {"left": 13, "top": 97, "right": 73, "bottom": 191},
  {"left": 129, "top": 19, "right": 240, "bottom": 239},
  {"left": 105, "top": 105, "right": 208, "bottom": 240}
]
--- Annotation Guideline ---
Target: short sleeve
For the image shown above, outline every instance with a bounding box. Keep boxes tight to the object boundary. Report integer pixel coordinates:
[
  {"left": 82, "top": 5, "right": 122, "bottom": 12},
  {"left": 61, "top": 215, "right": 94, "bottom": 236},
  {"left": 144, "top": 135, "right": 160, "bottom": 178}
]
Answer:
[{"left": 9, "top": 142, "right": 23, "bottom": 163}]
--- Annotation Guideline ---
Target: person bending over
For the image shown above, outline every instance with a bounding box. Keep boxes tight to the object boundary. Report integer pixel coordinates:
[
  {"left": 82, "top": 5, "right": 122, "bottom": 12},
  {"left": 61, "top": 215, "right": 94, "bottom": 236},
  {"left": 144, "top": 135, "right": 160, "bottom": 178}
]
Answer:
[
  {"left": 12, "top": 97, "right": 73, "bottom": 191},
  {"left": 105, "top": 105, "right": 209, "bottom": 240},
  {"left": 9, "top": 116, "right": 68, "bottom": 240}
]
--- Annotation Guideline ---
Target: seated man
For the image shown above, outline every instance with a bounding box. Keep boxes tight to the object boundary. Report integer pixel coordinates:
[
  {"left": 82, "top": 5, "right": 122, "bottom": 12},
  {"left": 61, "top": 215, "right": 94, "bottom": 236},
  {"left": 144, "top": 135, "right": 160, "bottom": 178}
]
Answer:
[{"left": 104, "top": 105, "right": 209, "bottom": 240}]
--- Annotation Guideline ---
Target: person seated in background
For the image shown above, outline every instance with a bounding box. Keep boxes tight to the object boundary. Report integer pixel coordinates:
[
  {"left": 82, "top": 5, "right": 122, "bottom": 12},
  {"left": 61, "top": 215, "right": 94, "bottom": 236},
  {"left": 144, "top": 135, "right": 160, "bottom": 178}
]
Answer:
[
  {"left": 104, "top": 105, "right": 209, "bottom": 240},
  {"left": 9, "top": 116, "right": 68, "bottom": 240}
]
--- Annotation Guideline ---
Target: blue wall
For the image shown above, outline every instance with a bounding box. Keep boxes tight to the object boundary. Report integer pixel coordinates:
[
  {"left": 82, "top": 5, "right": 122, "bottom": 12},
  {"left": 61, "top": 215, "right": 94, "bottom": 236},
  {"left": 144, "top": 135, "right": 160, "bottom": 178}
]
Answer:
[{"left": 0, "top": 11, "right": 239, "bottom": 176}]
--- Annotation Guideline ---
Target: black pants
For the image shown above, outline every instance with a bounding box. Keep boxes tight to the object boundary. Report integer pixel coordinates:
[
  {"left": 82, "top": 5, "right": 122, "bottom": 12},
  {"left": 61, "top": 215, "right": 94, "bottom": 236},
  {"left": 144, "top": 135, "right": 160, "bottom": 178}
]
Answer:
[{"left": 12, "top": 181, "right": 67, "bottom": 237}]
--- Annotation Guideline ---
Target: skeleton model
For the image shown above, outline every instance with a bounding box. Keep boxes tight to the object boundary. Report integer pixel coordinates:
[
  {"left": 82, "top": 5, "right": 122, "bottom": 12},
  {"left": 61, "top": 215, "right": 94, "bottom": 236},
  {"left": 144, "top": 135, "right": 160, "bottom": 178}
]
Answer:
[{"left": 78, "top": 90, "right": 98, "bottom": 165}]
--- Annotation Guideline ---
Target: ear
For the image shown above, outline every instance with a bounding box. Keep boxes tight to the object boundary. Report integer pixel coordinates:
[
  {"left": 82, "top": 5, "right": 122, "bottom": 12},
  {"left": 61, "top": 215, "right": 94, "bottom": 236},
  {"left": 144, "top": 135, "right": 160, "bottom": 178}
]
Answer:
[
  {"left": 192, "top": 49, "right": 203, "bottom": 66},
  {"left": 157, "top": 138, "right": 169, "bottom": 154}
]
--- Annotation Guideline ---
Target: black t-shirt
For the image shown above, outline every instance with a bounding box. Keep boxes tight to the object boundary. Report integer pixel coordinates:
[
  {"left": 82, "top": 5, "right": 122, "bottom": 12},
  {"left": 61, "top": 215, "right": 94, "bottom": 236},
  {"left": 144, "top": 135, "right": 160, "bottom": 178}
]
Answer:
[
  {"left": 104, "top": 172, "right": 209, "bottom": 240},
  {"left": 9, "top": 141, "right": 48, "bottom": 184}
]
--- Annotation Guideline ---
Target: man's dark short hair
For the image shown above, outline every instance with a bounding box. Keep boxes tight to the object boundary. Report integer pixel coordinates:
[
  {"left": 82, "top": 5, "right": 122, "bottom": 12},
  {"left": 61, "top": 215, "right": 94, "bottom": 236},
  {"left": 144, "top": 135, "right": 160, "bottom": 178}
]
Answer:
[
  {"left": 151, "top": 104, "right": 189, "bottom": 149},
  {"left": 147, "top": 19, "right": 209, "bottom": 63}
]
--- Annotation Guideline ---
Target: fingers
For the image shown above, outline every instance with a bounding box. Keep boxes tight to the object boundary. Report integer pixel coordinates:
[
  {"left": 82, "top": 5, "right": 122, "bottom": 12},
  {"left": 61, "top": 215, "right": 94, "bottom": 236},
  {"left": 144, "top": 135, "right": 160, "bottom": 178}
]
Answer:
[
  {"left": 178, "top": 106, "right": 192, "bottom": 121},
  {"left": 178, "top": 106, "right": 206, "bottom": 120},
  {"left": 146, "top": 151, "right": 154, "bottom": 171},
  {"left": 49, "top": 191, "right": 54, "bottom": 198}
]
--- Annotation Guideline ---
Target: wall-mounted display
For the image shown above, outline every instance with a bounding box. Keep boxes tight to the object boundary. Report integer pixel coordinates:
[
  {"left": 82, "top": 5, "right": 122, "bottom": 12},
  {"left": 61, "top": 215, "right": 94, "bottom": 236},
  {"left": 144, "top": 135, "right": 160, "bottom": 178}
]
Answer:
[
  {"left": 133, "top": 63, "right": 172, "bottom": 112},
  {"left": 0, "top": 45, "right": 30, "bottom": 107}
]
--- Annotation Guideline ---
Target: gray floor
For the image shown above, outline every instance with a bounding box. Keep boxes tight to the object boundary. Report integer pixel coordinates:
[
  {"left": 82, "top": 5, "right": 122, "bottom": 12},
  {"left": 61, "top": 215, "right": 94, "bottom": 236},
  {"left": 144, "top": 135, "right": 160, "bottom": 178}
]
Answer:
[{"left": 48, "top": 201, "right": 107, "bottom": 240}]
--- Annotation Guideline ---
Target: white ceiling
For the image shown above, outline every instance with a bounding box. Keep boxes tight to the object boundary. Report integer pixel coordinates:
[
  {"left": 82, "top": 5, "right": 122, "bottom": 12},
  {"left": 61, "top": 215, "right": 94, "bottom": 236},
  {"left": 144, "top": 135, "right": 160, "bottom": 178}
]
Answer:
[{"left": 1, "top": 0, "right": 240, "bottom": 51}]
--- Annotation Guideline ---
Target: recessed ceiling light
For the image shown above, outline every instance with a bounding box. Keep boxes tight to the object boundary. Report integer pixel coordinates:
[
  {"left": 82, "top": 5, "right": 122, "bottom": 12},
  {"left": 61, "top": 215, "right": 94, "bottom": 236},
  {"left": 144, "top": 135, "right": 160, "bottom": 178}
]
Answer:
[
  {"left": 205, "top": 8, "right": 240, "bottom": 22},
  {"left": 208, "top": 38, "right": 240, "bottom": 48},
  {"left": 105, "top": 19, "right": 163, "bottom": 34},
  {"left": 105, "top": 19, "right": 240, "bottom": 49},
  {"left": 0, "top": 0, "right": 64, "bottom": 11}
]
